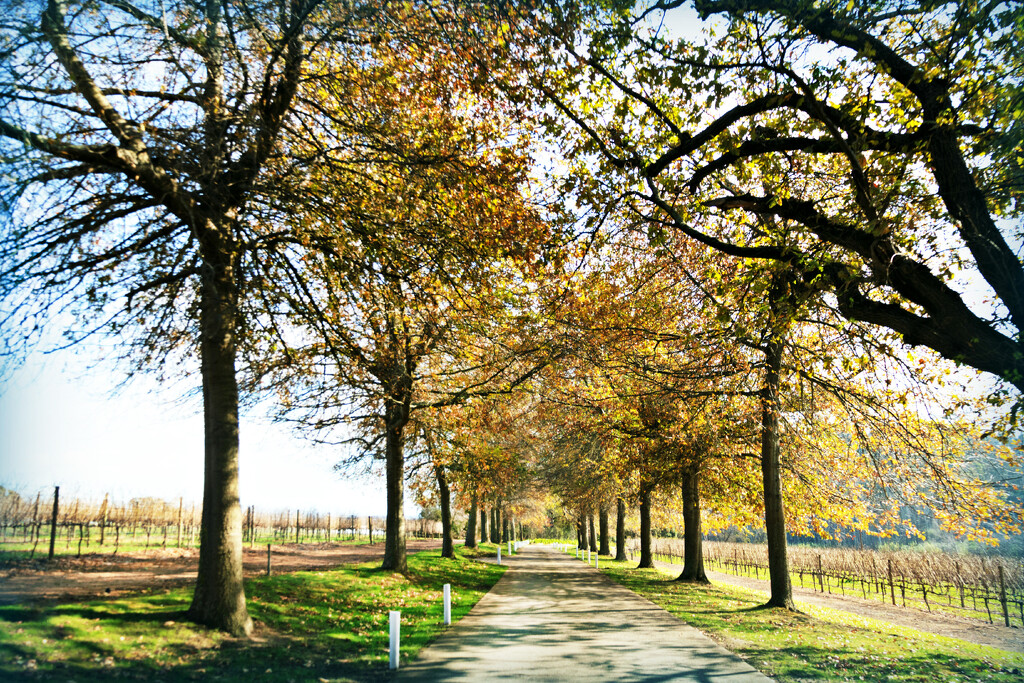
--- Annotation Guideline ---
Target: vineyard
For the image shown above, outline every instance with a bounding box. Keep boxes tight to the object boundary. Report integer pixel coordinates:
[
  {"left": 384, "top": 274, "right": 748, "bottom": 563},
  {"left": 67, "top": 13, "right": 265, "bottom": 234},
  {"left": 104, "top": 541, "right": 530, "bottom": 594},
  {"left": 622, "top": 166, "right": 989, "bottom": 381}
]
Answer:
[
  {"left": 0, "top": 486, "right": 443, "bottom": 559},
  {"left": 630, "top": 538, "right": 1024, "bottom": 629}
]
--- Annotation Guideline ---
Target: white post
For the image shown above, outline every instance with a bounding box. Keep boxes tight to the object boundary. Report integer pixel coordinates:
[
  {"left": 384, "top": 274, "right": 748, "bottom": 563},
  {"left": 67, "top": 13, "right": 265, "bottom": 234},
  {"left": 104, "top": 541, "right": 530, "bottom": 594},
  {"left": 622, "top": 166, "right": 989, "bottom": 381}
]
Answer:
[
  {"left": 389, "top": 611, "right": 400, "bottom": 670},
  {"left": 443, "top": 584, "right": 451, "bottom": 625},
  {"left": 596, "top": 554, "right": 600, "bottom": 569},
  {"left": 497, "top": 547, "right": 502, "bottom": 564},
  {"left": 508, "top": 540, "right": 512, "bottom": 556}
]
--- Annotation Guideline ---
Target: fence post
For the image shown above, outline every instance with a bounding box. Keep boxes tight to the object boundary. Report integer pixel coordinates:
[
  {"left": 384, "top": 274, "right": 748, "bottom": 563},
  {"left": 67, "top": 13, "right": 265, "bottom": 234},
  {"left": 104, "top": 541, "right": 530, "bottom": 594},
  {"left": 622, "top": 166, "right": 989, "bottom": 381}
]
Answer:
[
  {"left": 295, "top": 509, "right": 300, "bottom": 544},
  {"left": 998, "top": 565, "right": 1010, "bottom": 627},
  {"left": 389, "top": 611, "right": 401, "bottom": 670},
  {"left": 443, "top": 584, "right": 451, "bottom": 625},
  {"left": 266, "top": 544, "right": 272, "bottom": 576},
  {"left": 887, "top": 559, "right": 896, "bottom": 606},
  {"left": 497, "top": 546, "right": 501, "bottom": 565},
  {"left": 48, "top": 486, "right": 59, "bottom": 561}
]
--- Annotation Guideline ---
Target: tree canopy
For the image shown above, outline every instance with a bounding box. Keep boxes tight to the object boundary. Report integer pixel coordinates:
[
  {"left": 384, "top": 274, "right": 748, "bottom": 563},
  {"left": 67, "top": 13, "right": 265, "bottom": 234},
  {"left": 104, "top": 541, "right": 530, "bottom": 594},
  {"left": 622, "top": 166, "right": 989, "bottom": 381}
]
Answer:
[{"left": 2, "top": 0, "right": 1022, "bottom": 633}]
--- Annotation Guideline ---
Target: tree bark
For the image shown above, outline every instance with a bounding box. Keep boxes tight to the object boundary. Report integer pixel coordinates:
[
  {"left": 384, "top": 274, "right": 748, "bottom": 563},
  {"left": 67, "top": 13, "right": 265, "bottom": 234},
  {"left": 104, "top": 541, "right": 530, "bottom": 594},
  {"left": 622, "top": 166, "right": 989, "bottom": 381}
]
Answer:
[
  {"left": 577, "top": 515, "right": 586, "bottom": 549},
  {"left": 588, "top": 510, "right": 598, "bottom": 552},
  {"left": 615, "top": 497, "right": 627, "bottom": 561},
  {"left": 598, "top": 503, "right": 610, "bottom": 556},
  {"left": 761, "top": 330, "right": 795, "bottom": 609},
  {"left": 465, "top": 493, "right": 478, "bottom": 549},
  {"left": 676, "top": 467, "right": 708, "bottom": 583},
  {"left": 479, "top": 505, "right": 487, "bottom": 544},
  {"left": 502, "top": 508, "right": 510, "bottom": 543},
  {"left": 187, "top": 245, "right": 252, "bottom": 636},
  {"left": 381, "top": 383, "right": 410, "bottom": 572},
  {"left": 435, "top": 465, "right": 454, "bottom": 559},
  {"left": 637, "top": 484, "right": 654, "bottom": 569},
  {"left": 490, "top": 506, "right": 499, "bottom": 543}
]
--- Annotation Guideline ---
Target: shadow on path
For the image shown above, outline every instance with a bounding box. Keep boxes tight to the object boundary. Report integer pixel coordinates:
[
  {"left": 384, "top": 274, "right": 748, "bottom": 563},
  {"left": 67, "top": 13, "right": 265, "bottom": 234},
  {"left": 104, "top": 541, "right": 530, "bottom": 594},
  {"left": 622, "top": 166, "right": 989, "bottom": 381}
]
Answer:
[{"left": 398, "top": 544, "right": 769, "bottom": 682}]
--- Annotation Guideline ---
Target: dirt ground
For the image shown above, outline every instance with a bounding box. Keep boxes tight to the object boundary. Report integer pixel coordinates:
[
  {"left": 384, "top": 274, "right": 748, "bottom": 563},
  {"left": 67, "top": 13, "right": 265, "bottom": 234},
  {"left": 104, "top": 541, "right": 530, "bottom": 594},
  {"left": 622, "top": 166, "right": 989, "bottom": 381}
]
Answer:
[
  {"left": 1, "top": 542, "right": 1020, "bottom": 654},
  {"left": 0, "top": 539, "right": 442, "bottom": 605}
]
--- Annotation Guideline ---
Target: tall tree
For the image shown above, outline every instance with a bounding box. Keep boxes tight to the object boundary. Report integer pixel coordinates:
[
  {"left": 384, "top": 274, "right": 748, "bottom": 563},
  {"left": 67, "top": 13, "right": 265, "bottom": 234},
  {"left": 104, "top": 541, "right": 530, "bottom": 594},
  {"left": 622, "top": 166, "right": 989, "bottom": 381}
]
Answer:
[
  {"left": 0, "top": 0, "right": 383, "bottom": 635},
  {"left": 259, "top": 22, "right": 552, "bottom": 570},
  {"left": 532, "top": 0, "right": 1024, "bottom": 407}
]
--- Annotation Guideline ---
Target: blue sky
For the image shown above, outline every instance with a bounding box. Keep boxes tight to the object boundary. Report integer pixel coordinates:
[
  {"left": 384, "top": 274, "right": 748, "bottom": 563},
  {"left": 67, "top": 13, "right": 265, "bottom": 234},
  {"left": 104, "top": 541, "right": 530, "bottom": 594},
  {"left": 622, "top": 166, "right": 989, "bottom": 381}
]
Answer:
[{"left": 0, "top": 344, "right": 397, "bottom": 517}]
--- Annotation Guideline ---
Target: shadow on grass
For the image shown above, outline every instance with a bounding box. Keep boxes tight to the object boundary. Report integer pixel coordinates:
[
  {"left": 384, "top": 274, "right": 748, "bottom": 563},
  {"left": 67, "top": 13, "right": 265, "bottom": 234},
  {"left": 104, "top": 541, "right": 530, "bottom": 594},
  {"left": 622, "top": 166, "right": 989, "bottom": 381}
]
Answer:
[{"left": 1, "top": 547, "right": 502, "bottom": 683}]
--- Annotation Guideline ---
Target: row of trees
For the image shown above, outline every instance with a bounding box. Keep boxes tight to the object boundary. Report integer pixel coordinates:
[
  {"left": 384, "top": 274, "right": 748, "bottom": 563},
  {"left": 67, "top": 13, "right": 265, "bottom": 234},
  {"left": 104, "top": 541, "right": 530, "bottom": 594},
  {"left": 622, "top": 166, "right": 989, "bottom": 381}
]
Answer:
[{"left": 2, "top": 0, "right": 1021, "bottom": 633}]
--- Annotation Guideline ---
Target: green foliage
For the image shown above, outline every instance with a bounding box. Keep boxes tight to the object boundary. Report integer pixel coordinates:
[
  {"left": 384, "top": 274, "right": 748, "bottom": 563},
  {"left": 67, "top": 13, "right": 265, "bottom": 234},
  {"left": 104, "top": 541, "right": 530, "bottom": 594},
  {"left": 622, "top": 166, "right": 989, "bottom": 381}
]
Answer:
[{"left": 0, "top": 547, "right": 504, "bottom": 681}]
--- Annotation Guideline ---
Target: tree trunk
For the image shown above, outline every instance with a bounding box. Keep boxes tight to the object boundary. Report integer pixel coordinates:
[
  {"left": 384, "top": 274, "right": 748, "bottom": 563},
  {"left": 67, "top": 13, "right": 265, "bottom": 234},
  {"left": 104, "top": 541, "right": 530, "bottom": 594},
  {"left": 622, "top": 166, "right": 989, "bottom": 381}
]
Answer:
[
  {"left": 637, "top": 485, "right": 654, "bottom": 569},
  {"left": 598, "top": 504, "right": 610, "bottom": 556},
  {"left": 615, "top": 497, "right": 627, "bottom": 561},
  {"left": 435, "top": 465, "right": 454, "bottom": 559},
  {"left": 479, "top": 506, "right": 487, "bottom": 544},
  {"left": 588, "top": 510, "right": 598, "bottom": 552},
  {"left": 381, "top": 387, "right": 410, "bottom": 572},
  {"left": 761, "top": 331, "right": 795, "bottom": 609},
  {"left": 489, "top": 506, "right": 498, "bottom": 543},
  {"left": 187, "top": 248, "right": 252, "bottom": 636},
  {"left": 577, "top": 515, "right": 586, "bottom": 549},
  {"left": 502, "top": 508, "right": 509, "bottom": 543},
  {"left": 677, "top": 467, "right": 708, "bottom": 583},
  {"left": 465, "top": 493, "right": 478, "bottom": 549}
]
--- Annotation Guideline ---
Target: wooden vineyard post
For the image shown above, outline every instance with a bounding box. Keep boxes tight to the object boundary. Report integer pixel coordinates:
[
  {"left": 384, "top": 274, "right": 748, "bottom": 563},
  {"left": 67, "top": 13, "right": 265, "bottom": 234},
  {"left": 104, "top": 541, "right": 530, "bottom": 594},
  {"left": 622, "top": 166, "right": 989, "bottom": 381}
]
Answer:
[
  {"left": 368, "top": 517, "right": 373, "bottom": 545},
  {"left": 266, "top": 544, "right": 272, "bottom": 576},
  {"left": 326, "top": 513, "right": 331, "bottom": 543},
  {"left": 30, "top": 493, "right": 40, "bottom": 558},
  {"left": 955, "top": 562, "right": 965, "bottom": 608},
  {"left": 998, "top": 565, "right": 1010, "bottom": 627},
  {"left": 888, "top": 559, "right": 896, "bottom": 606},
  {"left": 176, "top": 498, "right": 183, "bottom": 549},
  {"left": 48, "top": 486, "right": 59, "bottom": 561},
  {"left": 295, "top": 509, "right": 300, "bottom": 544},
  {"left": 99, "top": 493, "right": 108, "bottom": 546},
  {"left": 817, "top": 555, "right": 824, "bottom": 592}
]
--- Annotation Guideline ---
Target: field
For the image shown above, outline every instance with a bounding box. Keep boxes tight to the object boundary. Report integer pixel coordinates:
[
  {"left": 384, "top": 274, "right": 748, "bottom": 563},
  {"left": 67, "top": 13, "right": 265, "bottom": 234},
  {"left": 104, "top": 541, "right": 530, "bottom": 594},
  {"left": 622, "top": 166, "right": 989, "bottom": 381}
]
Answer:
[
  {"left": 627, "top": 538, "right": 1024, "bottom": 628},
  {"left": 0, "top": 543, "right": 506, "bottom": 681},
  {"left": 0, "top": 487, "right": 443, "bottom": 561}
]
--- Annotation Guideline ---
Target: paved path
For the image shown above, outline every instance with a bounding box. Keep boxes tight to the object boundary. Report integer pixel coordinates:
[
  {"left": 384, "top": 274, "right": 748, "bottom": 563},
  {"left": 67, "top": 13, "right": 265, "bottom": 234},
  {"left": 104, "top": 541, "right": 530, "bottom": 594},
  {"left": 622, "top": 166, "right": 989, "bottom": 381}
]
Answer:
[{"left": 398, "top": 544, "right": 770, "bottom": 682}]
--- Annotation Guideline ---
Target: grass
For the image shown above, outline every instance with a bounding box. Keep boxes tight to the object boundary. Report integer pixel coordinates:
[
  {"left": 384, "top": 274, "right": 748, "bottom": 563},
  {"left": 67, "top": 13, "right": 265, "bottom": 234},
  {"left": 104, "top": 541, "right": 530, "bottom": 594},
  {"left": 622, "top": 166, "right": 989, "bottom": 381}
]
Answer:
[
  {"left": 0, "top": 545, "right": 505, "bottom": 682},
  {"left": 652, "top": 551, "right": 1023, "bottom": 629},
  {"left": 599, "top": 559, "right": 1024, "bottom": 682}
]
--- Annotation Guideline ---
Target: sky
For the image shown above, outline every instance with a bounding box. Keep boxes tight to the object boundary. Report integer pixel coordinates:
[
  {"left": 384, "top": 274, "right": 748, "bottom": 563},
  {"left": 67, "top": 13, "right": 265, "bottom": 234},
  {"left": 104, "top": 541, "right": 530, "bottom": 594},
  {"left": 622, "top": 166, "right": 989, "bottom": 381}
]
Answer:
[{"left": 0, "top": 344, "right": 400, "bottom": 517}]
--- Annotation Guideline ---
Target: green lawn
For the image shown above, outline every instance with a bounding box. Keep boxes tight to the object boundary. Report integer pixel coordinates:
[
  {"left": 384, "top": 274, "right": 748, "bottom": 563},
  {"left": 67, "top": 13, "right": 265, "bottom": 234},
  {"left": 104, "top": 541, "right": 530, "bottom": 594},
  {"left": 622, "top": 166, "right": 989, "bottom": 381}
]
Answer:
[
  {"left": 0, "top": 545, "right": 505, "bottom": 682},
  {"left": 600, "top": 559, "right": 1024, "bottom": 682}
]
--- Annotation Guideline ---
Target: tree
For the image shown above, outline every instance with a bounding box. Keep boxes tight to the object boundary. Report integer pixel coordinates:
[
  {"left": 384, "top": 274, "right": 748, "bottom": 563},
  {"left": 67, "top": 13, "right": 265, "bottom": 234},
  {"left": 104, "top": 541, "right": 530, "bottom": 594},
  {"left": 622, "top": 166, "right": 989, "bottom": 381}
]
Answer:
[
  {"left": 533, "top": 0, "right": 1024, "bottom": 407},
  {"left": 0, "top": 0, "right": 382, "bottom": 635},
  {"left": 256, "top": 19, "right": 553, "bottom": 571}
]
